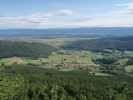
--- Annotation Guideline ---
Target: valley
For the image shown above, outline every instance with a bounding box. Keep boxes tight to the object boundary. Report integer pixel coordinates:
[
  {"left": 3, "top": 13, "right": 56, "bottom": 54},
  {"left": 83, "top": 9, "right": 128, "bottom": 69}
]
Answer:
[{"left": 0, "top": 32, "right": 133, "bottom": 100}]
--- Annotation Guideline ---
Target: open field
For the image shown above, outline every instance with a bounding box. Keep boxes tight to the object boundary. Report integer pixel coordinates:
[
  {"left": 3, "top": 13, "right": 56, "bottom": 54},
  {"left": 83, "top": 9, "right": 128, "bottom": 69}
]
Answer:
[
  {"left": 125, "top": 66, "right": 133, "bottom": 73},
  {"left": 0, "top": 50, "right": 96, "bottom": 69},
  {"left": 1, "top": 49, "right": 133, "bottom": 76}
]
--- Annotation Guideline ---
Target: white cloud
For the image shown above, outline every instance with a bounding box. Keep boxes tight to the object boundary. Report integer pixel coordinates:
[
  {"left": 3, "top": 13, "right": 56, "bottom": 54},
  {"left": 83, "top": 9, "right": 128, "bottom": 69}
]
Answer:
[
  {"left": 0, "top": 5, "right": 133, "bottom": 28},
  {"left": 0, "top": 16, "right": 48, "bottom": 26},
  {"left": 55, "top": 9, "right": 74, "bottom": 16},
  {"left": 113, "top": 2, "right": 133, "bottom": 15},
  {"left": 36, "top": 9, "right": 74, "bottom": 18},
  {"left": 0, "top": 9, "right": 75, "bottom": 28},
  {"left": 60, "top": 16, "right": 133, "bottom": 27},
  {"left": 30, "top": 9, "right": 74, "bottom": 18},
  {"left": 127, "top": 3, "right": 133, "bottom": 14}
]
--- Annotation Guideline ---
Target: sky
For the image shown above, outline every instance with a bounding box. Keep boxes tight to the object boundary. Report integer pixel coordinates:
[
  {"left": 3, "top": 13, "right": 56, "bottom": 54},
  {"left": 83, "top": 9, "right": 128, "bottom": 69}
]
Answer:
[{"left": 0, "top": 0, "right": 133, "bottom": 28}]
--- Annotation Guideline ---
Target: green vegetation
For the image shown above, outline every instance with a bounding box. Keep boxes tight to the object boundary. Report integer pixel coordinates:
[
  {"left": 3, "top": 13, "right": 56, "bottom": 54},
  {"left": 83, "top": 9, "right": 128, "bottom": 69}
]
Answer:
[
  {"left": 0, "top": 35, "right": 133, "bottom": 100},
  {"left": 125, "top": 66, "right": 133, "bottom": 73},
  {"left": 0, "top": 40, "right": 57, "bottom": 58},
  {"left": 0, "top": 65, "right": 133, "bottom": 100},
  {"left": 62, "top": 36, "right": 133, "bottom": 51}
]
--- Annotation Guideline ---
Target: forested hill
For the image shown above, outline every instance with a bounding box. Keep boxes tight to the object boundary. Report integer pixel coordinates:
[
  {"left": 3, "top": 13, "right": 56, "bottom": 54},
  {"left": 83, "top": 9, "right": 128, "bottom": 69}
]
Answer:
[
  {"left": 62, "top": 36, "right": 133, "bottom": 51},
  {"left": 0, "top": 41, "right": 57, "bottom": 58}
]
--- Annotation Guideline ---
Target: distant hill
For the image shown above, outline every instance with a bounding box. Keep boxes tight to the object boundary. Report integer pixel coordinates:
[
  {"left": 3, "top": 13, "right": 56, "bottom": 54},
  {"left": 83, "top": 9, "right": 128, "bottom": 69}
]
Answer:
[
  {"left": 0, "top": 41, "right": 57, "bottom": 58},
  {"left": 62, "top": 36, "right": 133, "bottom": 51},
  {"left": 0, "top": 27, "right": 133, "bottom": 38}
]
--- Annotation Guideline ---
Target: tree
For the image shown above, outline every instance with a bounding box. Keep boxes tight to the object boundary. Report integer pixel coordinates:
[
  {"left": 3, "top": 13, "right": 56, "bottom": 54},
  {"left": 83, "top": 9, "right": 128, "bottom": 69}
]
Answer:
[{"left": 0, "top": 74, "right": 25, "bottom": 100}]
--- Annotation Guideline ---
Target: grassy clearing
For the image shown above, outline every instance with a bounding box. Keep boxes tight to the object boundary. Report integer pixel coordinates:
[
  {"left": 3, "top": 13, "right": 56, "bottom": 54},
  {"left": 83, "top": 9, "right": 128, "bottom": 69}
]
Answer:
[
  {"left": 48, "top": 50, "right": 94, "bottom": 64},
  {"left": 0, "top": 57, "right": 42, "bottom": 66},
  {"left": 94, "top": 72, "right": 112, "bottom": 76},
  {"left": 0, "top": 57, "right": 25, "bottom": 65},
  {"left": 125, "top": 51, "right": 133, "bottom": 57},
  {"left": 115, "top": 58, "right": 129, "bottom": 65},
  {"left": 125, "top": 65, "right": 133, "bottom": 73},
  {"left": 0, "top": 50, "right": 97, "bottom": 70}
]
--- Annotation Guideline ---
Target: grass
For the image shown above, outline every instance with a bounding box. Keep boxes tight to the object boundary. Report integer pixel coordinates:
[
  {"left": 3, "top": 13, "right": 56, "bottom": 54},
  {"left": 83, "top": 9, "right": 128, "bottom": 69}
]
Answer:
[
  {"left": 94, "top": 72, "right": 112, "bottom": 76},
  {"left": 0, "top": 50, "right": 97, "bottom": 71},
  {"left": 0, "top": 57, "right": 42, "bottom": 66},
  {"left": 125, "top": 51, "right": 133, "bottom": 57},
  {"left": 48, "top": 50, "right": 95, "bottom": 65},
  {"left": 115, "top": 58, "right": 129, "bottom": 65},
  {"left": 125, "top": 65, "right": 133, "bottom": 73}
]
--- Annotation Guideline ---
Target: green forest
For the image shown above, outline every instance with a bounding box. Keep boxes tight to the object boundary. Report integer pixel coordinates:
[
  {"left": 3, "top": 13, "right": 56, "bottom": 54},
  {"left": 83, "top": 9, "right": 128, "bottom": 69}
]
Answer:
[
  {"left": 0, "top": 65, "right": 133, "bottom": 100},
  {"left": 0, "top": 41, "right": 57, "bottom": 58},
  {"left": 62, "top": 36, "right": 133, "bottom": 51}
]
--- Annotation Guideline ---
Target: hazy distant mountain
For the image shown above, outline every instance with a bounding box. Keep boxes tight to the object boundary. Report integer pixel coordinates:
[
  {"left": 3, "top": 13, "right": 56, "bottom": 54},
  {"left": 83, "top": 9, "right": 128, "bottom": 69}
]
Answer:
[{"left": 0, "top": 27, "right": 133, "bottom": 37}]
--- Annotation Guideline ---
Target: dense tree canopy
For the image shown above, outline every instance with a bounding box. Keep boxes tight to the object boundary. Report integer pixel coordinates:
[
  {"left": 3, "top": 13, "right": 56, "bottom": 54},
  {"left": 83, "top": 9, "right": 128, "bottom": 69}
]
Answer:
[
  {"left": 0, "top": 40, "right": 57, "bottom": 58},
  {"left": 62, "top": 36, "right": 133, "bottom": 51},
  {"left": 0, "top": 65, "right": 133, "bottom": 100}
]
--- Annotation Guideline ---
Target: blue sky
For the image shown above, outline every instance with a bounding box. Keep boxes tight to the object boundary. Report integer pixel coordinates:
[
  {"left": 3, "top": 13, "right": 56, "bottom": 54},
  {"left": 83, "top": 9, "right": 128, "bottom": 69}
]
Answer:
[{"left": 0, "top": 0, "right": 133, "bottom": 28}]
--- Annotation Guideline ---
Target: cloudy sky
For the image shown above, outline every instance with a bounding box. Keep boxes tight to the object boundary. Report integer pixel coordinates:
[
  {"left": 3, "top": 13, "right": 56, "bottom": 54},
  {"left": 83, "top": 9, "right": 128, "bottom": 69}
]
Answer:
[{"left": 0, "top": 0, "right": 133, "bottom": 28}]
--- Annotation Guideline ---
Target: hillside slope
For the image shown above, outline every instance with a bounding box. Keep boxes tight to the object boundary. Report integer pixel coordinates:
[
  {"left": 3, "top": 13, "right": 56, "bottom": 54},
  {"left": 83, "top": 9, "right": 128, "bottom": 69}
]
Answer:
[
  {"left": 0, "top": 40, "right": 57, "bottom": 58},
  {"left": 62, "top": 36, "right": 133, "bottom": 51}
]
